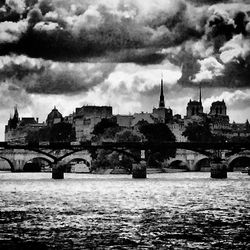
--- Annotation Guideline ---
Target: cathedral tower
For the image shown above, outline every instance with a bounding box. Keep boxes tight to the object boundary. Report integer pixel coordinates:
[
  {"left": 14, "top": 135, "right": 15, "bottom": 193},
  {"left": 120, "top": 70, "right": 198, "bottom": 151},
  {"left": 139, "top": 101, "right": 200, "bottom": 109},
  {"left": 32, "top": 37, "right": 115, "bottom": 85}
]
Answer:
[{"left": 186, "top": 85, "right": 203, "bottom": 118}]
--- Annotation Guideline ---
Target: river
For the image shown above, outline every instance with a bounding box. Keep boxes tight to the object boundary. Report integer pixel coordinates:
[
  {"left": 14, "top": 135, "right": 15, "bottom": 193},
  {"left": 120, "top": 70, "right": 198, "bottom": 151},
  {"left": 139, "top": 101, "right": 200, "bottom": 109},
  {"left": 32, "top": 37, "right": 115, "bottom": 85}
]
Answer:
[{"left": 0, "top": 172, "right": 249, "bottom": 249}]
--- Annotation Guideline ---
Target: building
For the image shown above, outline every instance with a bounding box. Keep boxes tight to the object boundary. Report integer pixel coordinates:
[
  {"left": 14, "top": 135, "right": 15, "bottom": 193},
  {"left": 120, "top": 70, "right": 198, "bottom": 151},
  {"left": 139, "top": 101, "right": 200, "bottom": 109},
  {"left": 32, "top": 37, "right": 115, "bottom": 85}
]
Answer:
[
  {"left": 226, "top": 121, "right": 250, "bottom": 138},
  {"left": 132, "top": 112, "right": 158, "bottom": 128},
  {"left": 152, "top": 77, "right": 173, "bottom": 123},
  {"left": 73, "top": 106, "right": 113, "bottom": 141},
  {"left": 5, "top": 107, "right": 45, "bottom": 143},
  {"left": 115, "top": 115, "right": 133, "bottom": 128},
  {"left": 209, "top": 100, "right": 230, "bottom": 135},
  {"left": 186, "top": 86, "right": 203, "bottom": 118},
  {"left": 46, "top": 106, "right": 63, "bottom": 126},
  {"left": 210, "top": 100, "right": 227, "bottom": 116}
]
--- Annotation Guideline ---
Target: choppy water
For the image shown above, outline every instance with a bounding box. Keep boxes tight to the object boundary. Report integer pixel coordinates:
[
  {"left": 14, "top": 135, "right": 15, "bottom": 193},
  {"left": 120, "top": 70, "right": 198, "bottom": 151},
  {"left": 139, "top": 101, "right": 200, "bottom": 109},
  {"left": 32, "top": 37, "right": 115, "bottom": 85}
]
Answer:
[{"left": 0, "top": 172, "right": 249, "bottom": 249}]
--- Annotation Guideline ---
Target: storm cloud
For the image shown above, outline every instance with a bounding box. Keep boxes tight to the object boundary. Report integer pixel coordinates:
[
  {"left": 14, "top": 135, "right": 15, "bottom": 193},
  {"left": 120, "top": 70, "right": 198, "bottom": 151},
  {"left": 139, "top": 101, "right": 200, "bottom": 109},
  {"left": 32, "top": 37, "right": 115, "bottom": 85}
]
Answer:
[
  {"left": 0, "top": 0, "right": 250, "bottom": 128},
  {"left": 0, "top": 55, "right": 116, "bottom": 94},
  {"left": 175, "top": 4, "right": 250, "bottom": 89},
  {"left": 0, "top": 0, "right": 209, "bottom": 62}
]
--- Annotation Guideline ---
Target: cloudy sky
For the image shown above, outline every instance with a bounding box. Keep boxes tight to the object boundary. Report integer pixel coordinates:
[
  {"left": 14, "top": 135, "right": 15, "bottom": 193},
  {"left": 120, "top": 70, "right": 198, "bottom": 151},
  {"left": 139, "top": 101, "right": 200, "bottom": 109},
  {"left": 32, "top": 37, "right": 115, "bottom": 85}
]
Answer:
[{"left": 0, "top": 0, "right": 250, "bottom": 140}]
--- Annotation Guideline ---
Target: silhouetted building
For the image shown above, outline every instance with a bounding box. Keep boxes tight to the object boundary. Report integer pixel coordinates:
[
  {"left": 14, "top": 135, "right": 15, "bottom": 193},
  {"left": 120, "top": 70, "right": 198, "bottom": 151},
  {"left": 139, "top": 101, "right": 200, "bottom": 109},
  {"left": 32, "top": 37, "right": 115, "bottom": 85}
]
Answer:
[
  {"left": 46, "top": 106, "right": 63, "bottom": 126},
  {"left": 186, "top": 86, "right": 203, "bottom": 118},
  {"left": 6, "top": 105, "right": 19, "bottom": 130},
  {"left": 5, "top": 106, "right": 45, "bottom": 143},
  {"left": 153, "top": 77, "right": 173, "bottom": 123},
  {"left": 209, "top": 100, "right": 230, "bottom": 135},
  {"left": 210, "top": 100, "right": 227, "bottom": 116}
]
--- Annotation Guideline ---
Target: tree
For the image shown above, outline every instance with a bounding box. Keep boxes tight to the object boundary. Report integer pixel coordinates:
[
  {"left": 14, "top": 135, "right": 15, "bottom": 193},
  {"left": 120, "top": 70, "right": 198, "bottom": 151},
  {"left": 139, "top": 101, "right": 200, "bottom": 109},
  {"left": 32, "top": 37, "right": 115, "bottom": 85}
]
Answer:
[
  {"left": 116, "top": 129, "right": 142, "bottom": 142},
  {"left": 92, "top": 118, "right": 119, "bottom": 136},
  {"left": 50, "top": 122, "right": 75, "bottom": 143},
  {"left": 116, "top": 129, "right": 143, "bottom": 171},
  {"left": 139, "top": 123, "right": 176, "bottom": 162},
  {"left": 25, "top": 130, "right": 39, "bottom": 144},
  {"left": 91, "top": 149, "right": 114, "bottom": 171},
  {"left": 38, "top": 126, "right": 51, "bottom": 142},
  {"left": 182, "top": 121, "right": 213, "bottom": 142},
  {"left": 139, "top": 123, "right": 176, "bottom": 143},
  {"left": 230, "top": 135, "right": 250, "bottom": 143}
]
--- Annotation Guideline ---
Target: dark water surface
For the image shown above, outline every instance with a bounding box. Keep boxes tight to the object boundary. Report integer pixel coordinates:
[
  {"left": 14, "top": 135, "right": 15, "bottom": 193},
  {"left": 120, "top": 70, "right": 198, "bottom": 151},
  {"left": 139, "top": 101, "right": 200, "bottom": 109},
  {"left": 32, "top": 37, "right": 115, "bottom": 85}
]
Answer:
[{"left": 0, "top": 172, "right": 249, "bottom": 249}]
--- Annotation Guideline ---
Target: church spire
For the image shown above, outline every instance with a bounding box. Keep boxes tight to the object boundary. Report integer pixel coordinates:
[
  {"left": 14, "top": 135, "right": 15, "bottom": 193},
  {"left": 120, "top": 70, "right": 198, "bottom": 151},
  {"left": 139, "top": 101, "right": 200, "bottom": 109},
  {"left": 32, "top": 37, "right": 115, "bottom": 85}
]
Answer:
[
  {"left": 159, "top": 76, "right": 165, "bottom": 108},
  {"left": 13, "top": 105, "right": 19, "bottom": 119},
  {"left": 199, "top": 84, "right": 202, "bottom": 104}
]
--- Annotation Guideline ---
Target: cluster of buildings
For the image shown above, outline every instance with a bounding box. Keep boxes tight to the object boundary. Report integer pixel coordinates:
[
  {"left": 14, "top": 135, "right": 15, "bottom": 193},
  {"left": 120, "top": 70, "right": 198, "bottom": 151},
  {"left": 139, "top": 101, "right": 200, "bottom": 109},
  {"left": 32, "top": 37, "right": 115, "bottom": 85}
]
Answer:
[{"left": 5, "top": 78, "right": 250, "bottom": 143}]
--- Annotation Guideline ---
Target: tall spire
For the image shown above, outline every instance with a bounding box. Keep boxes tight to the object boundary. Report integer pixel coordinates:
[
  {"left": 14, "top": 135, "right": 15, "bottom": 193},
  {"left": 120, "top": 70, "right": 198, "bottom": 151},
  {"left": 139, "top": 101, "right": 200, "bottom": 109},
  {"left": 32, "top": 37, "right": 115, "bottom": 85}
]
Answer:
[
  {"left": 159, "top": 76, "right": 165, "bottom": 108},
  {"left": 14, "top": 105, "right": 18, "bottom": 119},
  {"left": 199, "top": 84, "right": 202, "bottom": 104}
]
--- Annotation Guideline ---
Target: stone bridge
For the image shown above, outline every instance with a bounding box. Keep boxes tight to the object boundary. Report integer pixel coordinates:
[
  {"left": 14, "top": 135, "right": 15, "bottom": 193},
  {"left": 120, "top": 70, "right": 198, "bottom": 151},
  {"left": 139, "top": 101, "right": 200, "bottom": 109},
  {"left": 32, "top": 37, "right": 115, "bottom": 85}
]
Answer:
[
  {"left": 0, "top": 149, "right": 92, "bottom": 172},
  {"left": 167, "top": 149, "right": 250, "bottom": 171},
  {"left": 167, "top": 149, "right": 210, "bottom": 171},
  {"left": 1, "top": 142, "right": 250, "bottom": 172}
]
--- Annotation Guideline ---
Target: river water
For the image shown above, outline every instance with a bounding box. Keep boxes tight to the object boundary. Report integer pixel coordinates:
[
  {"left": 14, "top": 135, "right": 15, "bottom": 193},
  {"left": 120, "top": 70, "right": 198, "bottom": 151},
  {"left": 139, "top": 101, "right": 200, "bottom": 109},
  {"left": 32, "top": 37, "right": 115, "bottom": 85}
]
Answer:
[{"left": 0, "top": 172, "right": 249, "bottom": 249}]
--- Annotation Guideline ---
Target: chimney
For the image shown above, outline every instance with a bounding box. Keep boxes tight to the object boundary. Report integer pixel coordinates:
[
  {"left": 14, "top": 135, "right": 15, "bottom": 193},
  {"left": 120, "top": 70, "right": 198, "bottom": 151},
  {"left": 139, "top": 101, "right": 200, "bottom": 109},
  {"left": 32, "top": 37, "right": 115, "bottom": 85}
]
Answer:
[{"left": 36, "top": 118, "right": 39, "bottom": 123}]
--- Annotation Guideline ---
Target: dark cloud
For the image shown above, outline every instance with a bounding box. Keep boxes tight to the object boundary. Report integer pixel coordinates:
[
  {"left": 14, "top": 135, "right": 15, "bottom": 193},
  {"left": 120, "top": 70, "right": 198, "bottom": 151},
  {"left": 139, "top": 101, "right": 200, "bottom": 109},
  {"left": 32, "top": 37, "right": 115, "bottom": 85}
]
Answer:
[
  {"left": 0, "top": 0, "right": 249, "bottom": 97},
  {"left": 0, "top": 0, "right": 209, "bottom": 63},
  {"left": 24, "top": 63, "right": 116, "bottom": 95},
  {"left": 0, "top": 56, "right": 116, "bottom": 94},
  {"left": 188, "top": 0, "right": 250, "bottom": 6},
  {"left": 0, "top": 0, "right": 249, "bottom": 64},
  {"left": 175, "top": 6, "right": 250, "bottom": 89},
  {"left": 105, "top": 49, "right": 167, "bottom": 65},
  {"left": 197, "top": 55, "right": 250, "bottom": 88},
  {"left": 188, "top": 0, "right": 231, "bottom": 5}
]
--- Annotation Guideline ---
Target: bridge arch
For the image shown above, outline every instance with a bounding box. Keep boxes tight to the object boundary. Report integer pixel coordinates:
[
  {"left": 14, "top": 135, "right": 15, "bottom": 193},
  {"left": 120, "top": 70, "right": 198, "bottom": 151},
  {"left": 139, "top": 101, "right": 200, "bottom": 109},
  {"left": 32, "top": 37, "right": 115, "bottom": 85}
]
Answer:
[
  {"left": 65, "top": 158, "right": 91, "bottom": 167},
  {"left": 0, "top": 156, "right": 14, "bottom": 172},
  {"left": 111, "top": 148, "right": 141, "bottom": 163},
  {"left": 227, "top": 155, "right": 250, "bottom": 172},
  {"left": 193, "top": 157, "right": 210, "bottom": 171},
  {"left": 64, "top": 158, "right": 91, "bottom": 173},
  {"left": 23, "top": 157, "right": 53, "bottom": 172},
  {"left": 58, "top": 149, "right": 92, "bottom": 165},
  {"left": 168, "top": 159, "right": 189, "bottom": 170},
  {"left": 58, "top": 148, "right": 140, "bottom": 165}
]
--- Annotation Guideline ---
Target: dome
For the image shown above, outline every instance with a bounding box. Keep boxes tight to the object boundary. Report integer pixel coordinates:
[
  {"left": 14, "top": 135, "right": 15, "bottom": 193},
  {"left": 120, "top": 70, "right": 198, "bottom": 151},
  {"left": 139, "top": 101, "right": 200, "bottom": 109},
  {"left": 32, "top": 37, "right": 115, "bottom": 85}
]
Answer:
[{"left": 46, "top": 106, "right": 63, "bottom": 125}]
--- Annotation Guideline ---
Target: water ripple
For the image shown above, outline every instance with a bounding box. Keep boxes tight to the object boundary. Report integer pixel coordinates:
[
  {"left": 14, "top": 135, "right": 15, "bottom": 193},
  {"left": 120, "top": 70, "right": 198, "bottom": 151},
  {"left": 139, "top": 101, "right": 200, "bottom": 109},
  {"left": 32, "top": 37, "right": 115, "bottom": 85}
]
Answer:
[{"left": 0, "top": 172, "right": 249, "bottom": 249}]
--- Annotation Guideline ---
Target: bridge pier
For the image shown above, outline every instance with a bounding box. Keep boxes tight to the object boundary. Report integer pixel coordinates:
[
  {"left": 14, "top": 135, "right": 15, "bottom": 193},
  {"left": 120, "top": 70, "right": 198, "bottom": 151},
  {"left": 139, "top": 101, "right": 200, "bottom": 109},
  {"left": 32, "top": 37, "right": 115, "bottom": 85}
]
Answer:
[
  {"left": 187, "top": 160, "right": 195, "bottom": 171},
  {"left": 132, "top": 161, "right": 147, "bottom": 179},
  {"left": 211, "top": 161, "right": 227, "bottom": 179},
  {"left": 52, "top": 162, "right": 64, "bottom": 179},
  {"left": 12, "top": 159, "right": 26, "bottom": 172}
]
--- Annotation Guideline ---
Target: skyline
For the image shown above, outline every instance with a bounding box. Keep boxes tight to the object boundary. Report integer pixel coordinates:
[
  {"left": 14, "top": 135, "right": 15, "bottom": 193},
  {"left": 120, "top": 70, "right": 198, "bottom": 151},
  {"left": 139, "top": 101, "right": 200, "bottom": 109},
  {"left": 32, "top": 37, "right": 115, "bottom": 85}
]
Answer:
[{"left": 1, "top": 0, "right": 250, "bottom": 140}]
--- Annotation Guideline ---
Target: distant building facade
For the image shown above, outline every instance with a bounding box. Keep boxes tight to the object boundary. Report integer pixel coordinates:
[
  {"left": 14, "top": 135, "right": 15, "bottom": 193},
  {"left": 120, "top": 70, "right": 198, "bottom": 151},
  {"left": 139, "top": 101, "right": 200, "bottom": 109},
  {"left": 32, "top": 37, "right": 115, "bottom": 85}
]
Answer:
[
  {"left": 73, "top": 106, "right": 113, "bottom": 141},
  {"left": 115, "top": 115, "right": 133, "bottom": 128},
  {"left": 4, "top": 80, "right": 250, "bottom": 144},
  {"left": 5, "top": 107, "right": 45, "bottom": 143}
]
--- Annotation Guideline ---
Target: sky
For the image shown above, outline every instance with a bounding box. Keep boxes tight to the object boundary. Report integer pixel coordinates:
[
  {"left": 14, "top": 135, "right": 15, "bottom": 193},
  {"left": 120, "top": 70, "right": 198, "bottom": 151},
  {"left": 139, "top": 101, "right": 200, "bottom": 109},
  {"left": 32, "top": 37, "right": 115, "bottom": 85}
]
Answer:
[{"left": 0, "top": 0, "right": 250, "bottom": 140}]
